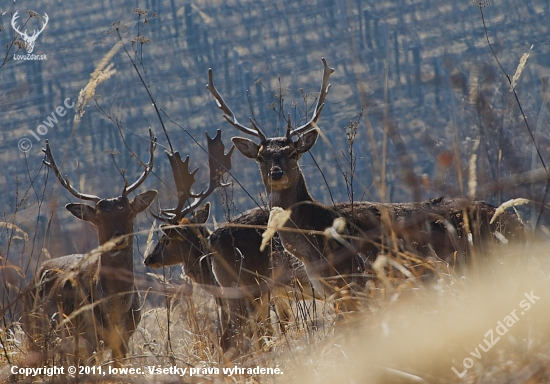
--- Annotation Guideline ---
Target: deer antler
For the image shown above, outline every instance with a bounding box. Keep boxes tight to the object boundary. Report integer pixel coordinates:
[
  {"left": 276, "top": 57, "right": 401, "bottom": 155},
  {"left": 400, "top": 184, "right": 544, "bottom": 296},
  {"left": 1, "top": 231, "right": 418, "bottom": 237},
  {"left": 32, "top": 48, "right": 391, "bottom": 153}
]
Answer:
[
  {"left": 207, "top": 68, "right": 267, "bottom": 141},
  {"left": 122, "top": 128, "right": 157, "bottom": 197},
  {"left": 43, "top": 142, "right": 101, "bottom": 202},
  {"left": 288, "top": 57, "right": 334, "bottom": 138},
  {"left": 198, "top": 129, "right": 234, "bottom": 198},
  {"left": 208, "top": 59, "right": 333, "bottom": 141},
  {"left": 157, "top": 130, "right": 234, "bottom": 223},
  {"left": 156, "top": 151, "right": 199, "bottom": 222}
]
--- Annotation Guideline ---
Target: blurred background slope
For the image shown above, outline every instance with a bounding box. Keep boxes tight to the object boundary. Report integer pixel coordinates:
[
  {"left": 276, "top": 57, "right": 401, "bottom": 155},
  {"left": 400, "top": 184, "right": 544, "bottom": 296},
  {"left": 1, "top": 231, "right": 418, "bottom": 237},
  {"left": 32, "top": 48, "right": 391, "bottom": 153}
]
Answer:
[{"left": 0, "top": 0, "right": 548, "bottom": 290}]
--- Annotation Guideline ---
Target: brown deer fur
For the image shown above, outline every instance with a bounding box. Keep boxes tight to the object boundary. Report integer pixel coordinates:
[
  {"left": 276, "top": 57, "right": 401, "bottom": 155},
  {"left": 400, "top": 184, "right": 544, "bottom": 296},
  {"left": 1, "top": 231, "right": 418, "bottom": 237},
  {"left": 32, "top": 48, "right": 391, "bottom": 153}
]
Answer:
[
  {"left": 145, "top": 131, "right": 315, "bottom": 355},
  {"left": 145, "top": 203, "right": 315, "bottom": 353},
  {"left": 209, "top": 58, "right": 525, "bottom": 302},
  {"left": 233, "top": 130, "right": 525, "bottom": 296},
  {"left": 24, "top": 134, "right": 157, "bottom": 366},
  {"left": 25, "top": 191, "right": 157, "bottom": 366}
]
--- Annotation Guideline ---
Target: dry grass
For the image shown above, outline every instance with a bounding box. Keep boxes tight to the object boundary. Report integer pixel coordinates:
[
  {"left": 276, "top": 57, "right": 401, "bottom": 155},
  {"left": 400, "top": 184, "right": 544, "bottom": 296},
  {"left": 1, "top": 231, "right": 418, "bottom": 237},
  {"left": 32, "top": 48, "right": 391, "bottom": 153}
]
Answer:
[
  {"left": 289, "top": 243, "right": 550, "bottom": 383},
  {"left": 4, "top": 237, "right": 550, "bottom": 383},
  {"left": 1, "top": 3, "right": 548, "bottom": 383}
]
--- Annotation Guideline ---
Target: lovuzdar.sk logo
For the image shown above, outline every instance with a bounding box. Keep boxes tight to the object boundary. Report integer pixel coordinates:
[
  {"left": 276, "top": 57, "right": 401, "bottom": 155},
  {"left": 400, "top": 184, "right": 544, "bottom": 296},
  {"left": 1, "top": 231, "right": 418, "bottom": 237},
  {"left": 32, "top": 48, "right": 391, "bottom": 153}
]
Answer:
[{"left": 11, "top": 10, "right": 49, "bottom": 60}]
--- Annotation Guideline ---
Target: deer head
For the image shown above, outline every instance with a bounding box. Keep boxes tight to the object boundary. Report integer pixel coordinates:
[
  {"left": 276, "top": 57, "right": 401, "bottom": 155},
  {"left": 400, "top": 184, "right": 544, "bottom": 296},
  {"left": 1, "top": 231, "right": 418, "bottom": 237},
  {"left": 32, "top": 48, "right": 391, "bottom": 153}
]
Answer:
[
  {"left": 42, "top": 129, "right": 158, "bottom": 249},
  {"left": 11, "top": 11, "right": 49, "bottom": 53},
  {"left": 207, "top": 58, "right": 333, "bottom": 203},
  {"left": 145, "top": 130, "right": 233, "bottom": 280},
  {"left": 145, "top": 203, "right": 210, "bottom": 271}
]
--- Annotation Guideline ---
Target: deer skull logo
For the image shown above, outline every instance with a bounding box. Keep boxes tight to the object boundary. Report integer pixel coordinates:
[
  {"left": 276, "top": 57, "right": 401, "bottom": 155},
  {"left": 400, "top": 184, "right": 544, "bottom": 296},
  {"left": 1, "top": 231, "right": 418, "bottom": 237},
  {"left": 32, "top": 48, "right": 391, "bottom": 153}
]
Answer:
[{"left": 11, "top": 11, "right": 49, "bottom": 54}]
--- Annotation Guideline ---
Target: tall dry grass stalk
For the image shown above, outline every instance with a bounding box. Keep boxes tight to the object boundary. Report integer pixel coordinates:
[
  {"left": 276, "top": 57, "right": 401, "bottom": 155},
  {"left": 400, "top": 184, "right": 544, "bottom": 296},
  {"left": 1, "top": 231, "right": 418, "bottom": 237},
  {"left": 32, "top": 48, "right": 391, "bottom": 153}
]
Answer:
[
  {"left": 510, "top": 45, "right": 533, "bottom": 92},
  {"left": 0, "top": 223, "right": 28, "bottom": 242},
  {"left": 468, "top": 139, "right": 480, "bottom": 199},
  {"left": 74, "top": 42, "right": 122, "bottom": 124}
]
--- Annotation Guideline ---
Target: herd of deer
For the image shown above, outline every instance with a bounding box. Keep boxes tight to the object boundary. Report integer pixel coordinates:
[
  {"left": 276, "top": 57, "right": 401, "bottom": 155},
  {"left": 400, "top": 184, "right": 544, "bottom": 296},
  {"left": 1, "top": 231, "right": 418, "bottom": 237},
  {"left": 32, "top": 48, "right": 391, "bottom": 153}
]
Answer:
[{"left": 22, "top": 58, "right": 525, "bottom": 367}]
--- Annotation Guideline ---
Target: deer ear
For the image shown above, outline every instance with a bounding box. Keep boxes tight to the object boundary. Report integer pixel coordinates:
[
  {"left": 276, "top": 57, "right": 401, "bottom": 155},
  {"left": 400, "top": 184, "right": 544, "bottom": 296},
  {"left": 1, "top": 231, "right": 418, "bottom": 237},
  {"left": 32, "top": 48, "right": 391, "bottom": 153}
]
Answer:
[
  {"left": 131, "top": 190, "right": 158, "bottom": 213},
  {"left": 296, "top": 129, "right": 319, "bottom": 154},
  {"left": 232, "top": 137, "right": 260, "bottom": 159},
  {"left": 66, "top": 203, "right": 96, "bottom": 222},
  {"left": 192, "top": 202, "right": 210, "bottom": 224}
]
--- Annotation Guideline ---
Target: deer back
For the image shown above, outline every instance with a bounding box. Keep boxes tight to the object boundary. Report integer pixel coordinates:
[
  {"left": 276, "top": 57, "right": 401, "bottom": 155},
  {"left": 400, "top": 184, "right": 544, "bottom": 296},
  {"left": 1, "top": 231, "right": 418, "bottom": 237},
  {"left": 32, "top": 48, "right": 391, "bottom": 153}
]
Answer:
[
  {"left": 209, "top": 207, "right": 317, "bottom": 300},
  {"left": 278, "top": 197, "right": 526, "bottom": 289}
]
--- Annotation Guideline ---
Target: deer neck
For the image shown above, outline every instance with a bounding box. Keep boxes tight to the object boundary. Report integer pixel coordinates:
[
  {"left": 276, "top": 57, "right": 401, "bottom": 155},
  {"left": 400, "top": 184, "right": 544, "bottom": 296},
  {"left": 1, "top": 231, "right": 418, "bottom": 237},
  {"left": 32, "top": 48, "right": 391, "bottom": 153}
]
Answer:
[
  {"left": 269, "top": 168, "right": 314, "bottom": 210},
  {"left": 98, "top": 236, "right": 135, "bottom": 297},
  {"left": 186, "top": 228, "right": 214, "bottom": 285}
]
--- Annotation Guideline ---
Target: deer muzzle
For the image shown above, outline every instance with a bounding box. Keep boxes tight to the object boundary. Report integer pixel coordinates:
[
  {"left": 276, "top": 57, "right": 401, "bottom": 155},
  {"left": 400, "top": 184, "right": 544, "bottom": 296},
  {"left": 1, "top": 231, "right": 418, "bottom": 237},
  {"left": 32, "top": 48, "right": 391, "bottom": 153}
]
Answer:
[
  {"left": 269, "top": 166, "right": 284, "bottom": 181},
  {"left": 144, "top": 242, "right": 164, "bottom": 268}
]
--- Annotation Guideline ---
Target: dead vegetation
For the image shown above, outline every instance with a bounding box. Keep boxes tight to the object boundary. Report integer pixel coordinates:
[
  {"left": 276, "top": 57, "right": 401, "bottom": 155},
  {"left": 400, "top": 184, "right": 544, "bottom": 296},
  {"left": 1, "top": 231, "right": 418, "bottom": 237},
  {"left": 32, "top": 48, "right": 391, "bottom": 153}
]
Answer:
[{"left": 1, "top": 1, "right": 549, "bottom": 383}]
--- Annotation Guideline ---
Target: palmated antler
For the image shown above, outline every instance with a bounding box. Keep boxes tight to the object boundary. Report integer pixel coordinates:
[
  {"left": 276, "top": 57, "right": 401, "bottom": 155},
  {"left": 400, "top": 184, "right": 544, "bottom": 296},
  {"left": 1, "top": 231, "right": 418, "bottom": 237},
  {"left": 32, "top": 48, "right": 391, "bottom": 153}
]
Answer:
[
  {"left": 202, "top": 129, "right": 234, "bottom": 200},
  {"left": 43, "top": 142, "right": 101, "bottom": 202},
  {"left": 122, "top": 128, "right": 157, "bottom": 197},
  {"left": 157, "top": 130, "right": 234, "bottom": 223},
  {"left": 156, "top": 148, "right": 200, "bottom": 221}
]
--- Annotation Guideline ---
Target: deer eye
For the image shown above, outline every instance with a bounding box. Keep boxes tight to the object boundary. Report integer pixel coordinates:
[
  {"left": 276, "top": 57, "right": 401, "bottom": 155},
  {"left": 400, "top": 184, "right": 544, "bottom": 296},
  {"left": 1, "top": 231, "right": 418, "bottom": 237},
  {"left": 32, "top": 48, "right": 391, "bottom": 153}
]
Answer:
[
  {"left": 290, "top": 151, "right": 298, "bottom": 160},
  {"left": 257, "top": 155, "right": 265, "bottom": 163}
]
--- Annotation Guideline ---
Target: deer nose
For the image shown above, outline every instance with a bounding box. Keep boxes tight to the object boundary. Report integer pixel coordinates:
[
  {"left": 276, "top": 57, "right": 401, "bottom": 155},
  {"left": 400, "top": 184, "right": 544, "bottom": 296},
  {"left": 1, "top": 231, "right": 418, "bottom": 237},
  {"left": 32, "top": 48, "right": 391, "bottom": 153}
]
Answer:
[{"left": 269, "top": 166, "right": 284, "bottom": 180}]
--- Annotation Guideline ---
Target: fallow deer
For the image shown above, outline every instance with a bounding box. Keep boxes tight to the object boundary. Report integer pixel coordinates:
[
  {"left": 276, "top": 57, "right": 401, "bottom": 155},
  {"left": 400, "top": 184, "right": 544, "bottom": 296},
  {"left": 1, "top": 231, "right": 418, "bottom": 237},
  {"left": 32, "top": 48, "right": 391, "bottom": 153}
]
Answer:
[
  {"left": 145, "top": 131, "right": 232, "bottom": 286},
  {"left": 207, "top": 58, "right": 525, "bottom": 304},
  {"left": 24, "top": 130, "right": 157, "bottom": 367},
  {"left": 144, "top": 131, "right": 315, "bottom": 354}
]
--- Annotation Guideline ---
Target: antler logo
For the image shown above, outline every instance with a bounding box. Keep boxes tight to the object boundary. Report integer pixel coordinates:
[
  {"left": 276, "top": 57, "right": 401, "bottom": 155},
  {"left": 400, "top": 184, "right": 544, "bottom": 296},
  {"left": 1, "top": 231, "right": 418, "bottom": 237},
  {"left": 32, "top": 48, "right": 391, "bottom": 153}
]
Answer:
[{"left": 11, "top": 11, "right": 49, "bottom": 54}]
